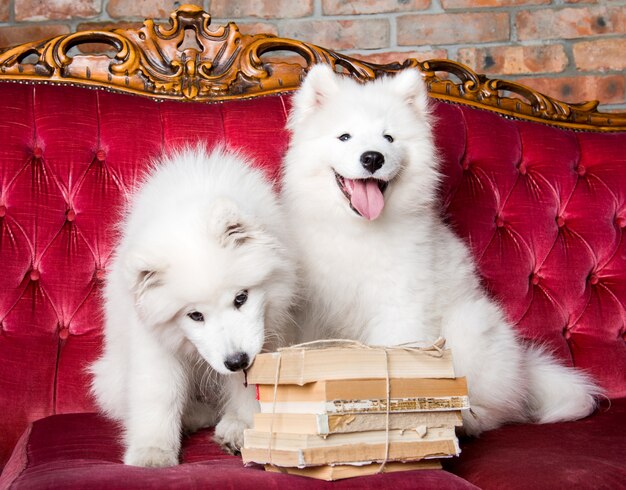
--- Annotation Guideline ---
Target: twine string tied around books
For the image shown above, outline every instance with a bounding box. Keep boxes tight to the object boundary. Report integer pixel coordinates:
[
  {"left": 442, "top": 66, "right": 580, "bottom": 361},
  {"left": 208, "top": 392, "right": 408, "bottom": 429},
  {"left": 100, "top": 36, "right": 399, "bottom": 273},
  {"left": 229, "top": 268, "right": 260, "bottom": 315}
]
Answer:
[
  {"left": 276, "top": 338, "right": 446, "bottom": 356},
  {"left": 266, "top": 337, "right": 446, "bottom": 472}
]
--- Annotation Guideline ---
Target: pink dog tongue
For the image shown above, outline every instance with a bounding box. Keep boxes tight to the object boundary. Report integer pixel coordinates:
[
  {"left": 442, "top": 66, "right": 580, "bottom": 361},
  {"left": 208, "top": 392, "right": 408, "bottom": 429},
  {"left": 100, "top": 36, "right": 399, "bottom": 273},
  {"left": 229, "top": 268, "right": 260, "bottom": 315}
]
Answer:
[{"left": 346, "top": 179, "right": 385, "bottom": 220}]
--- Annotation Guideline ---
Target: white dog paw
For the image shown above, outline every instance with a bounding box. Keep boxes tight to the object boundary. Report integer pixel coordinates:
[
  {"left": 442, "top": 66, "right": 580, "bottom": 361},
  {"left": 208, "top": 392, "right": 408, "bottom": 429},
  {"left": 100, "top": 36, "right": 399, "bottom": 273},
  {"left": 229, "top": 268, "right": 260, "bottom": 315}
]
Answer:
[
  {"left": 214, "top": 415, "right": 248, "bottom": 455},
  {"left": 124, "top": 446, "right": 179, "bottom": 467}
]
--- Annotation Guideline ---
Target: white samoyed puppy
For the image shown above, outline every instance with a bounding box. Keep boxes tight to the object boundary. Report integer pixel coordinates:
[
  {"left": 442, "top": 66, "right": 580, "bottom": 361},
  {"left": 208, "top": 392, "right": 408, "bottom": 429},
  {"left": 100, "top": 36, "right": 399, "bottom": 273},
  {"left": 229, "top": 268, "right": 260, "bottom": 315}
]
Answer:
[
  {"left": 282, "top": 65, "right": 600, "bottom": 436},
  {"left": 90, "top": 147, "right": 296, "bottom": 467}
]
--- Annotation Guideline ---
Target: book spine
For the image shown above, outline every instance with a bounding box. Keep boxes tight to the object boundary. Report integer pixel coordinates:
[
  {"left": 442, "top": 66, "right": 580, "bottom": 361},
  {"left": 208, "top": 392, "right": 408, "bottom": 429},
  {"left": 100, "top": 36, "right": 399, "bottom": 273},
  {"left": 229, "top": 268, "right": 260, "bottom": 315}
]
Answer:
[
  {"left": 260, "top": 396, "right": 469, "bottom": 414},
  {"left": 242, "top": 439, "right": 460, "bottom": 467},
  {"left": 327, "top": 396, "right": 470, "bottom": 414}
]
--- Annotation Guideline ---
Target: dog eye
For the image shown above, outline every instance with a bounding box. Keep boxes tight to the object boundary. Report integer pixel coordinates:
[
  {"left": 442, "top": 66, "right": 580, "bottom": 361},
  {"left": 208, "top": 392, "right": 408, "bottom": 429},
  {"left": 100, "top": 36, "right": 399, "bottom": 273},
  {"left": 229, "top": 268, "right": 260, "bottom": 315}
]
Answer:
[
  {"left": 187, "top": 311, "right": 204, "bottom": 322},
  {"left": 234, "top": 290, "right": 248, "bottom": 309},
  {"left": 338, "top": 133, "right": 351, "bottom": 142},
  {"left": 384, "top": 134, "right": 394, "bottom": 143}
]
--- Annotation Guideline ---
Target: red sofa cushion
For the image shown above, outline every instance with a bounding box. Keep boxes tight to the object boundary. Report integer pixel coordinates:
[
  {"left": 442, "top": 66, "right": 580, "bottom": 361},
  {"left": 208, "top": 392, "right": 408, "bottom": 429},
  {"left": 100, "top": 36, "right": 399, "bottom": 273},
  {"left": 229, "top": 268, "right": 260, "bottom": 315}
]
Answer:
[
  {"left": 3, "top": 401, "right": 624, "bottom": 489},
  {"left": 0, "top": 413, "right": 477, "bottom": 489},
  {"left": 445, "top": 397, "right": 626, "bottom": 489}
]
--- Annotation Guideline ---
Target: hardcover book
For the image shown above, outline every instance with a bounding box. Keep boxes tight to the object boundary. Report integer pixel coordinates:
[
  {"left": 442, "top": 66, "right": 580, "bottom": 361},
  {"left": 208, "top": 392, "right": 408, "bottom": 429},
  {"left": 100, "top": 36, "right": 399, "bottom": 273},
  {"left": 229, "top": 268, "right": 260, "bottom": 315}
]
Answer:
[{"left": 246, "top": 343, "right": 454, "bottom": 385}]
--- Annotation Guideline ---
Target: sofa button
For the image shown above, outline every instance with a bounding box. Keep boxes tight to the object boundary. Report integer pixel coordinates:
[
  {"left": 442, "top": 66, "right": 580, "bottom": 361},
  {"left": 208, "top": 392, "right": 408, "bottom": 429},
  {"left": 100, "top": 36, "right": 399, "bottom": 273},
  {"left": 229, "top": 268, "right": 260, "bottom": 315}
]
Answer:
[
  {"left": 563, "top": 328, "right": 571, "bottom": 339},
  {"left": 518, "top": 163, "right": 527, "bottom": 175},
  {"left": 495, "top": 217, "right": 505, "bottom": 228},
  {"left": 66, "top": 209, "right": 76, "bottom": 222},
  {"left": 617, "top": 217, "right": 626, "bottom": 228},
  {"left": 95, "top": 269, "right": 105, "bottom": 281},
  {"left": 96, "top": 150, "right": 106, "bottom": 162},
  {"left": 589, "top": 274, "right": 599, "bottom": 285},
  {"left": 59, "top": 327, "right": 69, "bottom": 340},
  {"left": 556, "top": 217, "right": 565, "bottom": 228},
  {"left": 33, "top": 147, "right": 43, "bottom": 158},
  {"left": 30, "top": 269, "right": 40, "bottom": 281},
  {"left": 0, "top": 205, "right": 5, "bottom": 217},
  {"left": 576, "top": 165, "right": 586, "bottom": 176},
  {"left": 531, "top": 273, "right": 540, "bottom": 286}
]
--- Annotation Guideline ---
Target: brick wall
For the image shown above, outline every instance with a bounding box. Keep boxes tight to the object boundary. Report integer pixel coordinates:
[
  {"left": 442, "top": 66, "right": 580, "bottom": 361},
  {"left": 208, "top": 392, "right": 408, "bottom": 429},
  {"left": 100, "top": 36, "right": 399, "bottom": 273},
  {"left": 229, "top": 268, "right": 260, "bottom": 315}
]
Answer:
[{"left": 0, "top": 0, "right": 624, "bottom": 111}]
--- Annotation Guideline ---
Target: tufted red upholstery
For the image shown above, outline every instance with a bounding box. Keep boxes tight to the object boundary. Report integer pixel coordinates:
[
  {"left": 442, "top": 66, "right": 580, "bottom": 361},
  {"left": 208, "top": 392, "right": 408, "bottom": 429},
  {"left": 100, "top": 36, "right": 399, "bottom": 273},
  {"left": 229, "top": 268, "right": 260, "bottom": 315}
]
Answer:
[
  {"left": 0, "top": 82, "right": 624, "bottom": 486},
  {"left": 0, "top": 83, "right": 292, "bottom": 467},
  {"left": 435, "top": 102, "right": 626, "bottom": 398}
]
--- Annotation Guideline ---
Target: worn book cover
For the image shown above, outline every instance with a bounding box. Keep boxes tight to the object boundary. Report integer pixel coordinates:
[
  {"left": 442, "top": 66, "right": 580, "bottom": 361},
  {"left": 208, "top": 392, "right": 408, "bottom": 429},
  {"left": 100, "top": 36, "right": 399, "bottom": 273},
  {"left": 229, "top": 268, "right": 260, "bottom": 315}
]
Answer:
[
  {"left": 264, "top": 460, "right": 441, "bottom": 480},
  {"left": 257, "top": 377, "right": 468, "bottom": 402},
  {"left": 241, "top": 435, "right": 459, "bottom": 467},
  {"left": 244, "top": 426, "right": 456, "bottom": 451},
  {"left": 253, "top": 411, "right": 463, "bottom": 435},
  {"left": 258, "top": 395, "right": 469, "bottom": 414},
  {"left": 246, "top": 344, "right": 454, "bottom": 385}
]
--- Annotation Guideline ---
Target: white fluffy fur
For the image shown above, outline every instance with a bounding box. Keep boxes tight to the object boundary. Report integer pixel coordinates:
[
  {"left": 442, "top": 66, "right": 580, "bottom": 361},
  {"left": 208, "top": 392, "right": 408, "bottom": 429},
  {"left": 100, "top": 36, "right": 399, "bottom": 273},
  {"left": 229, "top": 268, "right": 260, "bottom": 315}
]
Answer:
[
  {"left": 90, "top": 147, "right": 296, "bottom": 466},
  {"left": 282, "top": 65, "right": 601, "bottom": 435}
]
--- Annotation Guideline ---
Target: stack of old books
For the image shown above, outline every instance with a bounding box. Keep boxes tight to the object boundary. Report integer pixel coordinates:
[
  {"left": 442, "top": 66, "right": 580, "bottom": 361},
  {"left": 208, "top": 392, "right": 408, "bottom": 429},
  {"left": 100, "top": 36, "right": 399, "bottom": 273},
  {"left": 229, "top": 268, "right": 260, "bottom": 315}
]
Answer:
[{"left": 241, "top": 340, "right": 469, "bottom": 481}]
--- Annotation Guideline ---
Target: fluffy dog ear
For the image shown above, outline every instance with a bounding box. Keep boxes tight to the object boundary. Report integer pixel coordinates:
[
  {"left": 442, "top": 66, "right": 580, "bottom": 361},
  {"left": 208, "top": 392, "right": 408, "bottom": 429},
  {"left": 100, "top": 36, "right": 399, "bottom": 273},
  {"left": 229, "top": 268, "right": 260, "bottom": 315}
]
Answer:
[
  {"left": 389, "top": 69, "right": 430, "bottom": 114},
  {"left": 287, "top": 64, "right": 340, "bottom": 129},
  {"left": 209, "top": 197, "right": 256, "bottom": 248},
  {"left": 124, "top": 252, "right": 167, "bottom": 297}
]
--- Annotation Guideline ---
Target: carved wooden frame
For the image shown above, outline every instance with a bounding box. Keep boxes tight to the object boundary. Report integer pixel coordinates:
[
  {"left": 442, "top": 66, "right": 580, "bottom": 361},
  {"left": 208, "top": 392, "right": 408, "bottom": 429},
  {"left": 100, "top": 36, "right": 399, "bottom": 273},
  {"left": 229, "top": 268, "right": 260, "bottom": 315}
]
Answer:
[{"left": 0, "top": 4, "right": 624, "bottom": 132}]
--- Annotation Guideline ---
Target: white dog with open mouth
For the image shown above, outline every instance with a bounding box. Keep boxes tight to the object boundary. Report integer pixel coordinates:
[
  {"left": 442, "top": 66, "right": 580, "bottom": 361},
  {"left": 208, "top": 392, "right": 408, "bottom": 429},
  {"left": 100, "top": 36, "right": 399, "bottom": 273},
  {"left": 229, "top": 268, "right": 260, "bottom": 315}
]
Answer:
[
  {"left": 282, "top": 65, "right": 600, "bottom": 435},
  {"left": 90, "top": 147, "right": 296, "bottom": 467}
]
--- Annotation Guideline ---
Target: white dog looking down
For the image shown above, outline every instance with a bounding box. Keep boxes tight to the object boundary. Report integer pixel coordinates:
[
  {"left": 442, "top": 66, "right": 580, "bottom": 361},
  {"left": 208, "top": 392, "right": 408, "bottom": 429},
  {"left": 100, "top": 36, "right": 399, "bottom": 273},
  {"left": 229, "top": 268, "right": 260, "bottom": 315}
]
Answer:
[
  {"left": 90, "top": 147, "right": 296, "bottom": 467},
  {"left": 282, "top": 64, "right": 601, "bottom": 436}
]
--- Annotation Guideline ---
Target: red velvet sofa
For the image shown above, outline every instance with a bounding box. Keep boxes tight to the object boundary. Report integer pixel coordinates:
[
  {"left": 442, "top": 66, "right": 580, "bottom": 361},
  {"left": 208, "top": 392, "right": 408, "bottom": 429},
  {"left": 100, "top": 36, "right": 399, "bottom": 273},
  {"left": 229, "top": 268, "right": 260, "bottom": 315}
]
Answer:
[{"left": 0, "top": 6, "right": 625, "bottom": 489}]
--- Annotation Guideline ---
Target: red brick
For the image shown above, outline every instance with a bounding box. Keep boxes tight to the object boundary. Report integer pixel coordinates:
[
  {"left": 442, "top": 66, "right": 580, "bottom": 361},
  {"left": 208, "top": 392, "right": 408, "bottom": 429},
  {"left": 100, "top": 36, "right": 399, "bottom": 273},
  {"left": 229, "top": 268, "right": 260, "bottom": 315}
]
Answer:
[
  {"left": 518, "top": 75, "right": 625, "bottom": 105},
  {"left": 574, "top": 39, "right": 626, "bottom": 71},
  {"left": 77, "top": 21, "right": 143, "bottom": 32},
  {"left": 352, "top": 49, "right": 448, "bottom": 65},
  {"left": 0, "top": 2, "right": 9, "bottom": 22},
  {"left": 236, "top": 22, "right": 279, "bottom": 37},
  {"left": 398, "top": 12, "right": 509, "bottom": 46},
  {"left": 211, "top": 0, "right": 313, "bottom": 19},
  {"left": 281, "top": 19, "right": 390, "bottom": 51},
  {"left": 458, "top": 45, "right": 568, "bottom": 75},
  {"left": 322, "top": 0, "right": 430, "bottom": 15},
  {"left": 516, "top": 6, "right": 626, "bottom": 41},
  {"left": 442, "top": 0, "right": 547, "bottom": 8},
  {"left": 15, "top": 0, "right": 100, "bottom": 21},
  {"left": 107, "top": 0, "right": 202, "bottom": 19},
  {"left": 0, "top": 24, "right": 71, "bottom": 48}
]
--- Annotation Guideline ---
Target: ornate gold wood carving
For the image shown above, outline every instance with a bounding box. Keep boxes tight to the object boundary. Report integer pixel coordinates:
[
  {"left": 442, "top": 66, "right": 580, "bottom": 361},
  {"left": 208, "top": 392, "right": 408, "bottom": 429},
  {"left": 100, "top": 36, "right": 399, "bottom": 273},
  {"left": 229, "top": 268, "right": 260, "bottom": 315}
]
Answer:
[{"left": 0, "top": 4, "right": 624, "bottom": 132}]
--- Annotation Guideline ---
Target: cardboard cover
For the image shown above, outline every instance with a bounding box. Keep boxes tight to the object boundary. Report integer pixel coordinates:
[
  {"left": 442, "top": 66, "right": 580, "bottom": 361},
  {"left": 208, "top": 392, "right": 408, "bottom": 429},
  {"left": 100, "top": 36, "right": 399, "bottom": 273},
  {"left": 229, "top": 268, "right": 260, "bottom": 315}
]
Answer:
[
  {"left": 244, "top": 426, "right": 456, "bottom": 450},
  {"left": 258, "top": 396, "right": 470, "bottom": 414},
  {"left": 257, "top": 377, "right": 468, "bottom": 402},
  {"left": 264, "top": 460, "right": 441, "bottom": 480},
  {"left": 252, "top": 411, "right": 463, "bottom": 435},
  {"left": 247, "top": 346, "right": 455, "bottom": 385},
  {"left": 241, "top": 439, "right": 460, "bottom": 467}
]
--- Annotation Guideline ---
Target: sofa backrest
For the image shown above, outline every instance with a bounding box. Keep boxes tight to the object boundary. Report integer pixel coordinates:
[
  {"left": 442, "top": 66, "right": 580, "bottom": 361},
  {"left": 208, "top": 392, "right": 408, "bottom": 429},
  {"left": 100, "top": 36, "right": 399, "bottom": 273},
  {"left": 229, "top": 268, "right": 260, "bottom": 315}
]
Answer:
[
  {"left": 1, "top": 4, "right": 625, "bottom": 470},
  {"left": 0, "top": 85, "right": 292, "bottom": 466},
  {"left": 435, "top": 102, "right": 626, "bottom": 400}
]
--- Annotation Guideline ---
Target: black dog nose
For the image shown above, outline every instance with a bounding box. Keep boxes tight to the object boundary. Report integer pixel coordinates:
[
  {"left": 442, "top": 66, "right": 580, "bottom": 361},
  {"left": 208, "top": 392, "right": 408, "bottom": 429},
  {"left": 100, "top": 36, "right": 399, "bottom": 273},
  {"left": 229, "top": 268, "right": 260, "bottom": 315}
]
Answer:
[
  {"left": 360, "top": 151, "right": 385, "bottom": 174},
  {"left": 224, "top": 352, "right": 250, "bottom": 372}
]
